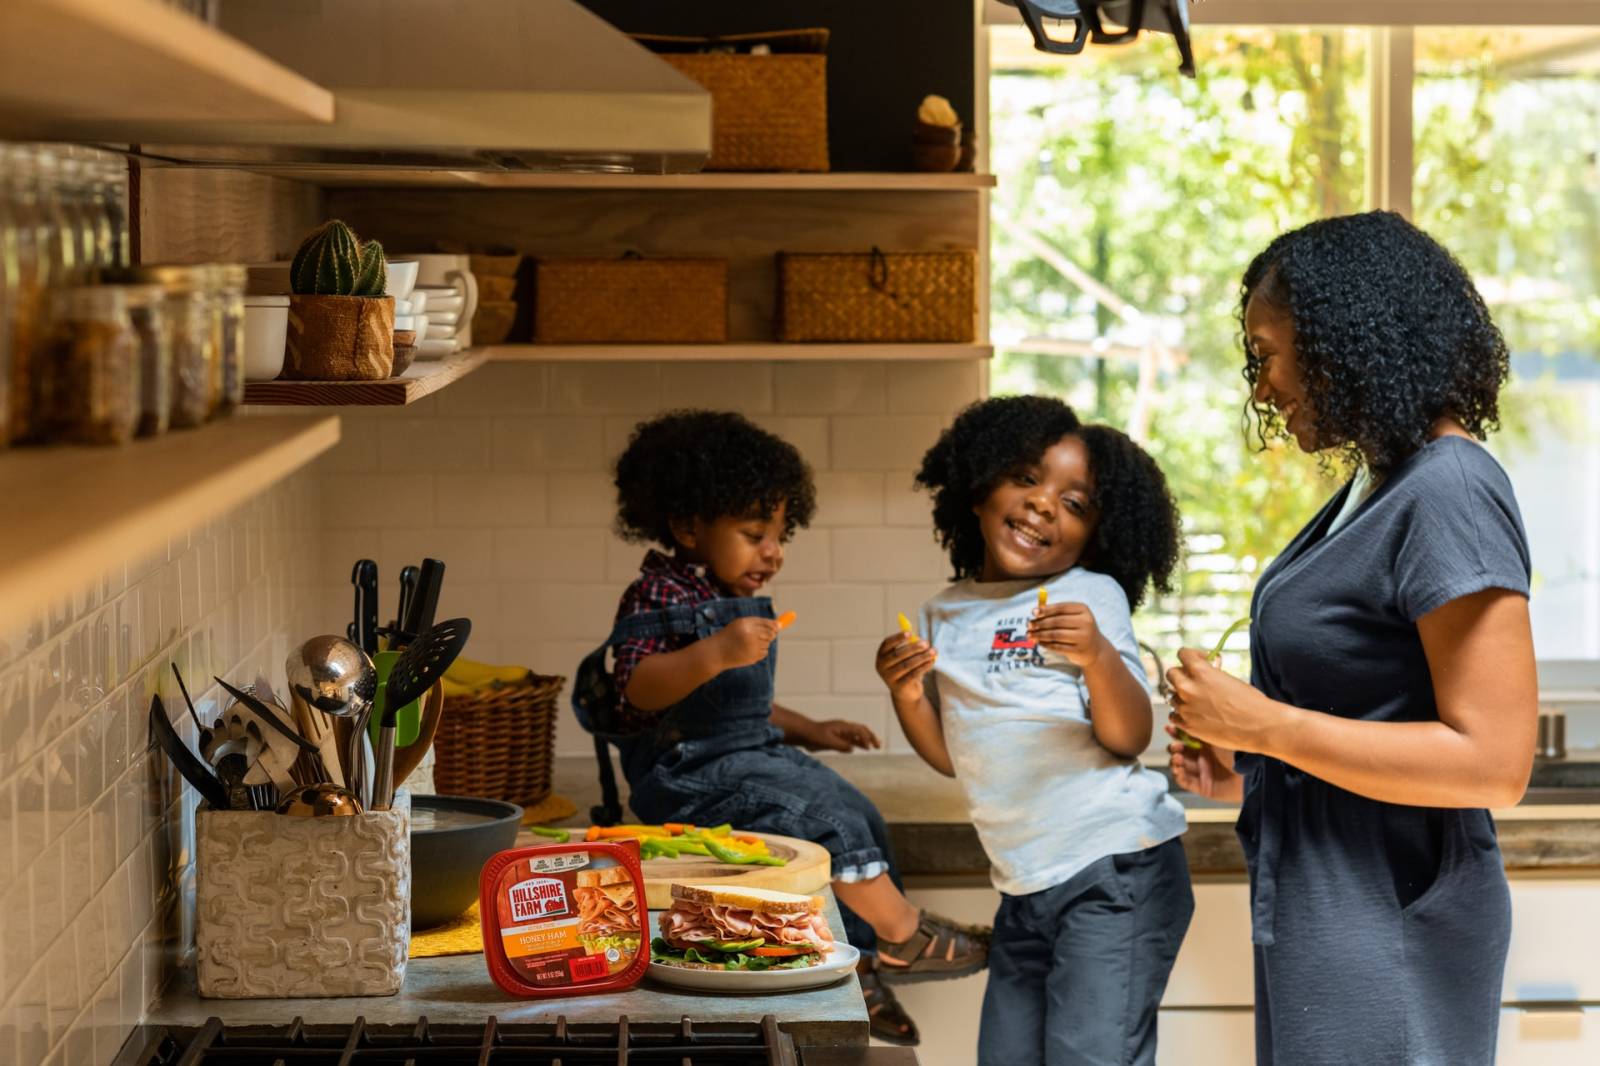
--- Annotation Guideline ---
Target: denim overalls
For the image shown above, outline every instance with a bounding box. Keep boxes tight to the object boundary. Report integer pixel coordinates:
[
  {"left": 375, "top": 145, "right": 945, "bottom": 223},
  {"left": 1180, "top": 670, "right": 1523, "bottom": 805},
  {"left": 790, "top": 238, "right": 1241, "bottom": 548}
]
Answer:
[{"left": 573, "top": 595, "right": 899, "bottom": 952}]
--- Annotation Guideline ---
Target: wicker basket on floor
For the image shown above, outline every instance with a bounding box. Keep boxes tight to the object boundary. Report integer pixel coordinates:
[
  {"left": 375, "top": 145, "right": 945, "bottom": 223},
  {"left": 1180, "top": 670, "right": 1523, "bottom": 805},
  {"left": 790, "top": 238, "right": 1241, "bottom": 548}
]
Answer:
[
  {"left": 432, "top": 673, "right": 564, "bottom": 809},
  {"left": 776, "top": 248, "right": 978, "bottom": 343}
]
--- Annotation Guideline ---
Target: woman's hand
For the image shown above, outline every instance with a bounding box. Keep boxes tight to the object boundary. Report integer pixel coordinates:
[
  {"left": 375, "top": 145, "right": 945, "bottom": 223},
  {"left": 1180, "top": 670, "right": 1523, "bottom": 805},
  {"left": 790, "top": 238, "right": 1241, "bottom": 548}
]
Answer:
[
  {"left": 875, "top": 632, "right": 937, "bottom": 705},
  {"left": 801, "top": 719, "right": 883, "bottom": 753},
  {"left": 1165, "top": 725, "right": 1244, "bottom": 802},
  {"left": 1028, "top": 602, "right": 1110, "bottom": 669},
  {"left": 714, "top": 616, "right": 779, "bottom": 670},
  {"left": 1165, "top": 647, "right": 1285, "bottom": 754}
]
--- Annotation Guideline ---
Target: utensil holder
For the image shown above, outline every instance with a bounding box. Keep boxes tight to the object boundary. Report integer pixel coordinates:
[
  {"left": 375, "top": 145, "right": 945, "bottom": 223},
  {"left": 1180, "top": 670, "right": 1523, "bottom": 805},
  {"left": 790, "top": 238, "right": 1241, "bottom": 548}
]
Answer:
[{"left": 195, "top": 791, "right": 411, "bottom": 998}]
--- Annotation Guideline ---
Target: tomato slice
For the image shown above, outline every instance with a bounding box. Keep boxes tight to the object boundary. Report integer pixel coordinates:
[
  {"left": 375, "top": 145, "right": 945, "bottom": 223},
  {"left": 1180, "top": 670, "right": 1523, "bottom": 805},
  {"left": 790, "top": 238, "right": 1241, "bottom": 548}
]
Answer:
[{"left": 750, "top": 945, "right": 810, "bottom": 957}]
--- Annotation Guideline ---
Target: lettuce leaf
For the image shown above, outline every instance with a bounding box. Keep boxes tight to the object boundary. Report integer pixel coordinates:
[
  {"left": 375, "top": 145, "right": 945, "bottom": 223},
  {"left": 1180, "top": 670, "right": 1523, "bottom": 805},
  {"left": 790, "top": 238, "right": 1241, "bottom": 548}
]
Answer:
[{"left": 650, "top": 937, "right": 818, "bottom": 971}]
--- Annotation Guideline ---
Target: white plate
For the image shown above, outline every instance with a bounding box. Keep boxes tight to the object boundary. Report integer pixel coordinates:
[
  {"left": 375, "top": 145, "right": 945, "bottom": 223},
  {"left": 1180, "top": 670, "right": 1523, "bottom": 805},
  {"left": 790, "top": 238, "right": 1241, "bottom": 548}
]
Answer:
[
  {"left": 647, "top": 941, "right": 859, "bottom": 994},
  {"left": 416, "top": 337, "right": 458, "bottom": 359}
]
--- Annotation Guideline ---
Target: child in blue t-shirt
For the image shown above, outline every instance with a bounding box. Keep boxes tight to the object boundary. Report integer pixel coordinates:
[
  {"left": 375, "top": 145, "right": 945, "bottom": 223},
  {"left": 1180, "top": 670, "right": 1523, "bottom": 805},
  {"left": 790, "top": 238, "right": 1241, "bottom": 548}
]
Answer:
[{"left": 876, "top": 395, "right": 1192, "bottom": 1066}]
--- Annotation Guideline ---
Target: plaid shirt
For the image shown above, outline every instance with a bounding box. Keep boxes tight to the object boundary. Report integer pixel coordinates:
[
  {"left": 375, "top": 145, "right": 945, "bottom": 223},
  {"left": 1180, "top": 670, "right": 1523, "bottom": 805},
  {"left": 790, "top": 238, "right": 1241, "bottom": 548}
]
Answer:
[{"left": 612, "top": 550, "right": 721, "bottom": 729}]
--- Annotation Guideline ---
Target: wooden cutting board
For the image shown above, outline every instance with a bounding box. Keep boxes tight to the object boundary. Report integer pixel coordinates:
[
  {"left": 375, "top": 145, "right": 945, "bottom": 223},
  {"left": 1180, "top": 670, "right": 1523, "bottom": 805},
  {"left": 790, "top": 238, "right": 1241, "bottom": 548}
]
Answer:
[{"left": 512, "top": 829, "right": 832, "bottom": 908}]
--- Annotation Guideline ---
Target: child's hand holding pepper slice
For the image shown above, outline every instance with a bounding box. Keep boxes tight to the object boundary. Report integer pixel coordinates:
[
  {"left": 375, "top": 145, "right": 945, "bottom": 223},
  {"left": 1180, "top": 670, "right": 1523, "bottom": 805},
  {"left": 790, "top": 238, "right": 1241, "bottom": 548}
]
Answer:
[{"left": 1027, "top": 600, "right": 1112, "bottom": 670}]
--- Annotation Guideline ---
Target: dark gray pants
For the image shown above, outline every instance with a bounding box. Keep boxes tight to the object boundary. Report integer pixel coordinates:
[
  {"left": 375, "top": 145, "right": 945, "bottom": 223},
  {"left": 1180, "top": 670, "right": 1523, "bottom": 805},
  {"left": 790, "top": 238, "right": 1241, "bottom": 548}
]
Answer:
[{"left": 978, "top": 838, "right": 1194, "bottom": 1066}]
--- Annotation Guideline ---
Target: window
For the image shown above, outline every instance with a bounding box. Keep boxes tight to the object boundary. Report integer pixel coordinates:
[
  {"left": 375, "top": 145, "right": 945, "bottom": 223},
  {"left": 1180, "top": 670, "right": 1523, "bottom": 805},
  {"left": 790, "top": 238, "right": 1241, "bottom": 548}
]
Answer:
[{"left": 989, "top": 12, "right": 1600, "bottom": 668}]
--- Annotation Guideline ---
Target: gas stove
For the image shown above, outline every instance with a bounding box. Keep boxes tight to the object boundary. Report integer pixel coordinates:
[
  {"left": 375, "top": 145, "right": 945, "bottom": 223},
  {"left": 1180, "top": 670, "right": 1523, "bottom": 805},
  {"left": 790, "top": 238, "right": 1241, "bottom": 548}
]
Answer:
[{"left": 112, "top": 1014, "right": 800, "bottom": 1065}]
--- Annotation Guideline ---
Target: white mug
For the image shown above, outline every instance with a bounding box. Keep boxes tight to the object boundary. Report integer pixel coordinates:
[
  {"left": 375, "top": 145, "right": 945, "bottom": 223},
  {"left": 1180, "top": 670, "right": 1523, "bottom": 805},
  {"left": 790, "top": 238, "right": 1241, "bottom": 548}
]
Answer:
[{"left": 410, "top": 254, "right": 478, "bottom": 348}]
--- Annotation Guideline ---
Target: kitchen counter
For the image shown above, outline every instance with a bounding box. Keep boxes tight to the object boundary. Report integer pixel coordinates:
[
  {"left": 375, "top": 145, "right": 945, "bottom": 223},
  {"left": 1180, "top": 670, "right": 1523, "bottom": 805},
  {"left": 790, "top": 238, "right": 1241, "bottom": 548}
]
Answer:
[
  {"left": 550, "top": 754, "right": 1600, "bottom": 879},
  {"left": 149, "top": 892, "right": 868, "bottom": 1048}
]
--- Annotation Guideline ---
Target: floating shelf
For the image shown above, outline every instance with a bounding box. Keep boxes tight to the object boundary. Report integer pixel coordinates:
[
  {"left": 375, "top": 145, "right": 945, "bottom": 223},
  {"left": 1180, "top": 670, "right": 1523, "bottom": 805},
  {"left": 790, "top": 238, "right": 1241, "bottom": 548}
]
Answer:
[
  {"left": 0, "top": 0, "right": 335, "bottom": 130},
  {"left": 485, "top": 343, "right": 994, "bottom": 363},
  {"left": 241, "top": 168, "right": 997, "bottom": 192},
  {"left": 243, "top": 348, "right": 489, "bottom": 406},
  {"left": 0, "top": 415, "right": 339, "bottom": 635}
]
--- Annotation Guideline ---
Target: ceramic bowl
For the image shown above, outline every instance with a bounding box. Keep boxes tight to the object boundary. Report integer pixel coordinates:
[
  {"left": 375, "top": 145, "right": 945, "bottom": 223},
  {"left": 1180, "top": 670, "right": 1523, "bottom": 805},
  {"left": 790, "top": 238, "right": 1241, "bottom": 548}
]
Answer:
[
  {"left": 410, "top": 795, "right": 523, "bottom": 930},
  {"left": 384, "top": 260, "right": 419, "bottom": 300},
  {"left": 242, "top": 295, "right": 290, "bottom": 381}
]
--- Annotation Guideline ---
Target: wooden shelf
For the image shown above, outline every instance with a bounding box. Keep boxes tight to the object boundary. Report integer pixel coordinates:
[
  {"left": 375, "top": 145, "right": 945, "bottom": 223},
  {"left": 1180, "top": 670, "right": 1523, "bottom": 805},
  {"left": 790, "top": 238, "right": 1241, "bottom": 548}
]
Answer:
[
  {"left": 485, "top": 343, "right": 994, "bottom": 363},
  {"left": 0, "top": 415, "right": 339, "bottom": 635},
  {"left": 0, "top": 0, "right": 334, "bottom": 130},
  {"left": 250, "top": 168, "right": 996, "bottom": 192},
  {"left": 243, "top": 348, "right": 488, "bottom": 406}
]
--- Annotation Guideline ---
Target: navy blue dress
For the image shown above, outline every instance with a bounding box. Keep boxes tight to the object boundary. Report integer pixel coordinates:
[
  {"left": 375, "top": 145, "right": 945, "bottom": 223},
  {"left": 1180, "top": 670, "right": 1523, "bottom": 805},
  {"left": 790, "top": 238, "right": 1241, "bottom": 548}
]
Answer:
[
  {"left": 572, "top": 595, "right": 898, "bottom": 952},
  {"left": 1240, "top": 437, "right": 1531, "bottom": 1066}
]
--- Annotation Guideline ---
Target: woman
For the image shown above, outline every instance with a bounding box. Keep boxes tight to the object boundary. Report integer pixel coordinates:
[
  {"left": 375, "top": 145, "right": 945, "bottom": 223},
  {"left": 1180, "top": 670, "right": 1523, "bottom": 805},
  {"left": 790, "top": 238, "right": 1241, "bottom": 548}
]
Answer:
[{"left": 1166, "top": 211, "right": 1538, "bottom": 1066}]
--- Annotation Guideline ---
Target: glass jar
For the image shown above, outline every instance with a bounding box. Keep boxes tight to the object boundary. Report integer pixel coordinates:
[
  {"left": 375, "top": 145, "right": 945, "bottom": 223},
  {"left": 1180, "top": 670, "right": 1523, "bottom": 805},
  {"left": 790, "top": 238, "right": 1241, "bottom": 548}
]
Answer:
[
  {"left": 109, "top": 265, "right": 214, "bottom": 429},
  {"left": 213, "top": 264, "right": 246, "bottom": 412},
  {"left": 4, "top": 146, "right": 49, "bottom": 445},
  {"left": 44, "top": 285, "right": 141, "bottom": 446},
  {"left": 124, "top": 284, "right": 171, "bottom": 437}
]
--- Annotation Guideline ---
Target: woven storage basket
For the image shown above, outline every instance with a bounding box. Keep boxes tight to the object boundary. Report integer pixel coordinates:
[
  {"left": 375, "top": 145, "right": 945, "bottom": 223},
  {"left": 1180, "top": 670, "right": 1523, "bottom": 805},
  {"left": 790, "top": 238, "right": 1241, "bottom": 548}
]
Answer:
[
  {"left": 432, "top": 674, "right": 564, "bottom": 810},
  {"left": 534, "top": 256, "right": 727, "bottom": 344},
  {"left": 634, "top": 30, "right": 829, "bottom": 172},
  {"left": 776, "top": 248, "right": 978, "bottom": 343}
]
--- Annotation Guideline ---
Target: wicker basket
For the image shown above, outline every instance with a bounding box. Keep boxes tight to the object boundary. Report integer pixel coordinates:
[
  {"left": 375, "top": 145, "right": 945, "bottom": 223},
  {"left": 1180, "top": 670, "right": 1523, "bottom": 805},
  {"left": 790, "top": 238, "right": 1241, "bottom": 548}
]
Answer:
[
  {"left": 534, "top": 256, "right": 727, "bottom": 344},
  {"left": 776, "top": 248, "right": 978, "bottom": 343},
  {"left": 432, "top": 674, "right": 564, "bottom": 810},
  {"left": 634, "top": 30, "right": 829, "bottom": 172}
]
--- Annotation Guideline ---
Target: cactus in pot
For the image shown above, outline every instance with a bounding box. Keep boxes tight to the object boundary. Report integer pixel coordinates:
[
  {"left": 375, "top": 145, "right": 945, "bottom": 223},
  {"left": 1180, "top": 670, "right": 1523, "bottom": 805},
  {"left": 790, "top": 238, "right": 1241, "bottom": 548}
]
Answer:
[
  {"left": 284, "top": 220, "right": 395, "bottom": 381},
  {"left": 291, "top": 220, "right": 389, "bottom": 297}
]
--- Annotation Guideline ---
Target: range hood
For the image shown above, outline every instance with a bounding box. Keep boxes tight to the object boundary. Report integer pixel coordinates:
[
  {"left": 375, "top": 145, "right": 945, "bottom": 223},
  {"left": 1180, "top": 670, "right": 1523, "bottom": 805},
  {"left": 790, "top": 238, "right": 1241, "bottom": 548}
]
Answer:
[{"left": 70, "top": 0, "right": 713, "bottom": 173}]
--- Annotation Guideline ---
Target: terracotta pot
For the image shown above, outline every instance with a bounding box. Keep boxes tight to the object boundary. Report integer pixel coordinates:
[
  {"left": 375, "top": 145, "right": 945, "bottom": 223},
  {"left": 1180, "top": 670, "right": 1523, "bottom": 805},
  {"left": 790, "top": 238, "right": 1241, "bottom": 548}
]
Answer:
[{"left": 284, "top": 295, "right": 395, "bottom": 380}]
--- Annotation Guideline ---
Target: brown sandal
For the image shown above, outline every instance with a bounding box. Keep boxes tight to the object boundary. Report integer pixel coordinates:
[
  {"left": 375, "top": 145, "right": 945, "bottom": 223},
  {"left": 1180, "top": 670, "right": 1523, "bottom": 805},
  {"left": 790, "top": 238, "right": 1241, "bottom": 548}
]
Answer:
[
  {"left": 858, "top": 955, "right": 920, "bottom": 1046},
  {"left": 876, "top": 910, "right": 990, "bottom": 984}
]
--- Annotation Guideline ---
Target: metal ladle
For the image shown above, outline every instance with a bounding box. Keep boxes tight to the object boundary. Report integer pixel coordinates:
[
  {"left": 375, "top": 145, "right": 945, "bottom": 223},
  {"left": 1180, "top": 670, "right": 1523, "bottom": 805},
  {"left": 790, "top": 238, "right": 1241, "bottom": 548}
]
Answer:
[{"left": 286, "top": 635, "right": 378, "bottom": 807}]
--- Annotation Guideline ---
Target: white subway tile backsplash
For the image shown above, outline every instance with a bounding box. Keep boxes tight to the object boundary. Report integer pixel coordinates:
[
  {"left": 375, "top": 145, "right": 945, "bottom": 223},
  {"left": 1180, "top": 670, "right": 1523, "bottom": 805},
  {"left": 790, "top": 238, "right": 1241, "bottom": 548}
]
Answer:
[
  {"left": 884, "top": 471, "right": 934, "bottom": 527},
  {"left": 832, "top": 416, "right": 948, "bottom": 471},
  {"left": 547, "top": 472, "right": 617, "bottom": 528},
  {"left": 497, "top": 582, "right": 620, "bottom": 645},
  {"left": 769, "top": 529, "right": 830, "bottom": 585},
  {"left": 773, "top": 639, "right": 831, "bottom": 697},
  {"left": 492, "top": 416, "right": 608, "bottom": 471},
  {"left": 886, "top": 361, "right": 982, "bottom": 414},
  {"left": 380, "top": 417, "right": 492, "bottom": 473},
  {"left": 774, "top": 362, "right": 887, "bottom": 415},
  {"left": 549, "top": 362, "right": 663, "bottom": 413},
  {"left": 765, "top": 585, "right": 886, "bottom": 638},
  {"left": 831, "top": 528, "right": 951, "bottom": 583},
  {"left": 1, "top": 471, "right": 322, "bottom": 1066},
  {"left": 436, "top": 472, "right": 549, "bottom": 526},
  {"left": 381, "top": 528, "right": 495, "bottom": 583},
  {"left": 661, "top": 361, "right": 774, "bottom": 412},
  {"left": 811, "top": 472, "right": 885, "bottom": 527},
  {"left": 491, "top": 529, "right": 608, "bottom": 582},
  {"left": 435, "top": 362, "right": 548, "bottom": 416},
  {"left": 829, "top": 638, "right": 888, "bottom": 694}
]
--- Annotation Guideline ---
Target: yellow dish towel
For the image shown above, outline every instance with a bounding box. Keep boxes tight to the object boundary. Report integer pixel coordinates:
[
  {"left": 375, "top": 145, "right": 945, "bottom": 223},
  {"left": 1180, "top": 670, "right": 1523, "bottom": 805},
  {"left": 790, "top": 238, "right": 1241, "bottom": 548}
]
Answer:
[{"left": 411, "top": 903, "right": 486, "bottom": 959}]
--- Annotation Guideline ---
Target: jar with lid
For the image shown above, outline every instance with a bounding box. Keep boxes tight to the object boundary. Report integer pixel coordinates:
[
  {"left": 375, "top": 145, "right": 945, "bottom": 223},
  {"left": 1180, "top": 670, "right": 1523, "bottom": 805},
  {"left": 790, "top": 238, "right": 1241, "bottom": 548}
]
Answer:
[
  {"left": 108, "top": 264, "right": 214, "bottom": 428},
  {"left": 124, "top": 285, "right": 171, "bottom": 437},
  {"left": 212, "top": 264, "right": 247, "bottom": 412},
  {"left": 43, "top": 285, "right": 141, "bottom": 445}
]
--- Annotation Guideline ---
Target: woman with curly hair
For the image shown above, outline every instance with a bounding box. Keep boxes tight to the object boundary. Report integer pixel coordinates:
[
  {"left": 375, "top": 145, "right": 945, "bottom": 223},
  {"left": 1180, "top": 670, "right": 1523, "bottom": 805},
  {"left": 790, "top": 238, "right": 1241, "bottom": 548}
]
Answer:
[
  {"left": 571, "top": 410, "right": 985, "bottom": 1047},
  {"left": 876, "top": 395, "right": 1192, "bottom": 1065},
  {"left": 1165, "top": 211, "right": 1536, "bottom": 1065}
]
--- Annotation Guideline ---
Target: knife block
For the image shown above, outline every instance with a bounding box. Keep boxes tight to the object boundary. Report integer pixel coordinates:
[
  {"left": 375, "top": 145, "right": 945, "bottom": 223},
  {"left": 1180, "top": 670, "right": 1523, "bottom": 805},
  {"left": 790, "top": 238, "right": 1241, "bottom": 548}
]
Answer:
[{"left": 195, "top": 791, "right": 410, "bottom": 998}]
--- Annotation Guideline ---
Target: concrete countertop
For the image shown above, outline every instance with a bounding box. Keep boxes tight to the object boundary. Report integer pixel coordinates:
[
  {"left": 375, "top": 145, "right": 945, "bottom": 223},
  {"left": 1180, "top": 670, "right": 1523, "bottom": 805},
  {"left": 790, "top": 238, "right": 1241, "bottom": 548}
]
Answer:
[
  {"left": 551, "top": 754, "right": 1600, "bottom": 879},
  {"left": 149, "top": 892, "right": 868, "bottom": 1048}
]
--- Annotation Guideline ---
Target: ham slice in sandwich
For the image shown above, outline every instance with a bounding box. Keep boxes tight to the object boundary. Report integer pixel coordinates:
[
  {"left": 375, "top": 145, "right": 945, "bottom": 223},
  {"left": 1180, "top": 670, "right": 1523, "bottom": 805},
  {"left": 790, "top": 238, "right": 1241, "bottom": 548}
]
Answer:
[{"left": 656, "top": 884, "right": 834, "bottom": 970}]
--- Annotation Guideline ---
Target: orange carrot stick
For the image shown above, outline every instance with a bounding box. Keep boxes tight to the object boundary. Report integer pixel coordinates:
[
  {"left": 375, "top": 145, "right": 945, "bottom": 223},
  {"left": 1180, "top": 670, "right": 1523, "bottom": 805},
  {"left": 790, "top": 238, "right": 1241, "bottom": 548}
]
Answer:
[{"left": 776, "top": 611, "right": 797, "bottom": 630}]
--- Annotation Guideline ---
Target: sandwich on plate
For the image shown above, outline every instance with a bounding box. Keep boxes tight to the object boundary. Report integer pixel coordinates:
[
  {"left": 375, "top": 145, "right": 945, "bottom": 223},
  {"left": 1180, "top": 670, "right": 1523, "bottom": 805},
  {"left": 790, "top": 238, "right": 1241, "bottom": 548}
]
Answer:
[
  {"left": 651, "top": 884, "right": 835, "bottom": 971},
  {"left": 574, "top": 865, "right": 641, "bottom": 967}
]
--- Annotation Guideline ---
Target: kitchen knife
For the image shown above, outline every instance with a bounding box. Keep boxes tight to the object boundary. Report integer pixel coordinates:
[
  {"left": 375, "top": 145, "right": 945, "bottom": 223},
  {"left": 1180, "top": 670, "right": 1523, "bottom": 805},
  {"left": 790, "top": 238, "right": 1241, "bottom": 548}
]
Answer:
[
  {"left": 353, "top": 559, "right": 380, "bottom": 656},
  {"left": 404, "top": 558, "right": 445, "bottom": 638},
  {"left": 391, "top": 564, "right": 421, "bottom": 648}
]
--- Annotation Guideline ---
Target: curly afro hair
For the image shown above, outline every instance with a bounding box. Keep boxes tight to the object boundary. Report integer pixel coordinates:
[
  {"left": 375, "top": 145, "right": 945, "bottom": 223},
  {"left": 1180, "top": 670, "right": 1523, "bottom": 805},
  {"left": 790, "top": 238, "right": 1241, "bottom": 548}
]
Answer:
[
  {"left": 613, "top": 409, "right": 816, "bottom": 549},
  {"left": 1240, "top": 211, "right": 1510, "bottom": 477},
  {"left": 914, "top": 396, "right": 1180, "bottom": 609}
]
